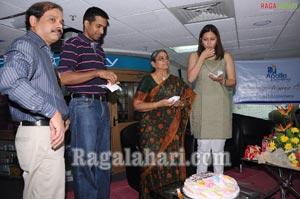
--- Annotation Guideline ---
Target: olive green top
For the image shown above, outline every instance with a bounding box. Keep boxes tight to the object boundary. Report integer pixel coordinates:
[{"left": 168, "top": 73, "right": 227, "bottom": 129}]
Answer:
[{"left": 190, "top": 59, "right": 233, "bottom": 139}]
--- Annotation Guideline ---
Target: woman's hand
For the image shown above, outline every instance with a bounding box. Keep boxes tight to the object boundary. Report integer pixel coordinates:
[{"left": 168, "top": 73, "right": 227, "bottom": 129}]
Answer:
[
  {"left": 208, "top": 73, "right": 223, "bottom": 84},
  {"left": 173, "top": 100, "right": 185, "bottom": 107},
  {"left": 158, "top": 99, "right": 176, "bottom": 107},
  {"left": 201, "top": 48, "right": 215, "bottom": 59}
]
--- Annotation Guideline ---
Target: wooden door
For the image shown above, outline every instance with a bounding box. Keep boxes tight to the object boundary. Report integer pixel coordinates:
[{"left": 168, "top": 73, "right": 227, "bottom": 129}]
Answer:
[{"left": 108, "top": 69, "right": 150, "bottom": 174}]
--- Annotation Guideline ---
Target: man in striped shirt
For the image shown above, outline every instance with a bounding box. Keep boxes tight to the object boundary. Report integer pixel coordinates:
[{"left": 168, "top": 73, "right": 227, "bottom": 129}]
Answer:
[
  {"left": 0, "top": 2, "right": 69, "bottom": 199},
  {"left": 58, "top": 7, "right": 118, "bottom": 199}
]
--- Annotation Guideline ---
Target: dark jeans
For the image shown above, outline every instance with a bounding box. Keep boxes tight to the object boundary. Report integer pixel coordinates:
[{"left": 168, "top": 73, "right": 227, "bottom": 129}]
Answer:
[{"left": 69, "top": 97, "right": 111, "bottom": 199}]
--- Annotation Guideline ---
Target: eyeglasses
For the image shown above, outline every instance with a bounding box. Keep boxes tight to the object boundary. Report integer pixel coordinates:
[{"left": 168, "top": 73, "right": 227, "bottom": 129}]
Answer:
[
  {"left": 156, "top": 56, "right": 169, "bottom": 61},
  {"left": 151, "top": 49, "right": 168, "bottom": 61}
]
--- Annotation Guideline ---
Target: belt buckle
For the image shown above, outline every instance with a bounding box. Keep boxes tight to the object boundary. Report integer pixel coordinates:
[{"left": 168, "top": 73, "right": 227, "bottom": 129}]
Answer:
[
  {"left": 100, "top": 95, "right": 106, "bottom": 102},
  {"left": 36, "top": 120, "right": 42, "bottom": 126}
]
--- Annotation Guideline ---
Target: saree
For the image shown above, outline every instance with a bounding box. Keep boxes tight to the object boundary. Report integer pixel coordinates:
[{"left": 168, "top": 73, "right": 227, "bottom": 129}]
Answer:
[{"left": 134, "top": 74, "right": 195, "bottom": 199}]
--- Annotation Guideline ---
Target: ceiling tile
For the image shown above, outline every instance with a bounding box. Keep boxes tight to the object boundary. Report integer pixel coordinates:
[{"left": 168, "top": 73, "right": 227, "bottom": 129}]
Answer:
[
  {"left": 82, "top": 0, "right": 165, "bottom": 18},
  {"left": 234, "top": 0, "right": 298, "bottom": 17},
  {"left": 240, "top": 37, "right": 277, "bottom": 47},
  {"left": 0, "top": 0, "right": 299, "bottom": 67},
  {"left": 0, "top": 25, "right": 25, "bottom": 53},
  {"left": 238, "top": 26, "right": 282, "bottom": 40},
  {"left": 2, "top": 0, "right": 66, "bottom": 10},
  {"left": 143, "top": 26, "right": 191, "bottom": 40},
  {"left": 106, "top": 18, "right": 138, "bottom": 36},
  {"left": 0, "top": 1, "right": 24, "bottom": 18},
  {"left": 117, "top": 9, "right": 183, "bottom": 31},
  {"left": 155, "top": 36, "right": 197, "bottom": 48},
  {"left": 59, "top": 0, "right": 90, "bottom": 30},
  {"left": 161, "top": 0, "right": 212, "bottom": 8},
  {"left": 185, "top": 18, "right": 236, "bottom": 40},
  {"left": 236, "top": 12, "right": 294, "bottom": 30}
]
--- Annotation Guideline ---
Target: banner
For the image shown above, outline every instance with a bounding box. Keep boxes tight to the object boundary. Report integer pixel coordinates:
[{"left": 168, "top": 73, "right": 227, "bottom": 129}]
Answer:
[
  {"left": 1, "top": 54, "right": 153, "bottom": 71},
  {"left": 233, "top": 57, "right": 300, "bottom": 103}
]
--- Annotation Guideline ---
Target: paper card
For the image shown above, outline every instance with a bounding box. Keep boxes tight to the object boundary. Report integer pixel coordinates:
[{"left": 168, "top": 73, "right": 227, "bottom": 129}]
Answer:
[
  {"left": 167, "top": 96, "right": 180, "bottom": 102},
  {"left": 100, "top": 84, "right": 122, "bottom": 92},
  {"left": 208, "top": 70, "right": 223, "bottom": 78}
]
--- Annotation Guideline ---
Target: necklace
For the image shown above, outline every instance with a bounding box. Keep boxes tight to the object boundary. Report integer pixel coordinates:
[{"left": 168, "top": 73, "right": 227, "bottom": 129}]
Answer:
[
  {"left": 160, "top": 72, "right": 168, "bottom": 81},
  {"left": 154, "top": 72, "right": 168, "bottom": 82}
]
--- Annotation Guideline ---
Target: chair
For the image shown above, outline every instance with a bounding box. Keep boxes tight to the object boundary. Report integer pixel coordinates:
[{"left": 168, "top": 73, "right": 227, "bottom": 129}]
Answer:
[
  {"left": 120, "top": 121, "right": 195, "bottom": 191},
  {"left": 120, "top": 122, "right": 140, "bottom": 191}
]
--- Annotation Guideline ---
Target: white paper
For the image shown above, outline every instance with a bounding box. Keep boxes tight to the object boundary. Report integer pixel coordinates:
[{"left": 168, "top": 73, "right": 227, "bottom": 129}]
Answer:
[
  {"left": 209, "top": 70, "right": 223, "bottom": 78},
  {"left": 100, "top": 84, "right": 122, "bottom": 92},
  {"left": 167, "top": 96, "right": 180, "bottom": 102}
]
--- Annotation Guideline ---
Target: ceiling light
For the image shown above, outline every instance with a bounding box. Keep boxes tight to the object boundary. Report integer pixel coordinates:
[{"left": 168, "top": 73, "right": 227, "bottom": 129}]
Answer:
[
  {"left": 171, "top": 45, "right": 198, "bottom": 53},
  {"left": 170, "top": 0, "right": 235, "bottom": 25},
  {"left": 253, "top": 20, "right": 271, "bottom": 26},
  {"left": 183, "top": 2, "right": 221, "bottom": 12}
]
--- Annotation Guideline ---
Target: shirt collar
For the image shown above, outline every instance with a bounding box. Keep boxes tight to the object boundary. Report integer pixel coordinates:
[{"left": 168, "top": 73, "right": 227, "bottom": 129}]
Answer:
[
  {"left": 78, "top": 33, "right": 97, "bottom": 45},
  {"left": 26, "top": 31, "right": 48, "bottom": 49}
]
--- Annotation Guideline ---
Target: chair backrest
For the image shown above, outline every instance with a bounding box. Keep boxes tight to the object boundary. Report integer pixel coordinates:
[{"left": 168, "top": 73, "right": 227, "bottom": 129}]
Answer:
[
  {"left": 120, "top": 122, "right": 140, "bottom": 150},
  {"left": 120, "top": 122, "right": 140, "bottom": 191}
]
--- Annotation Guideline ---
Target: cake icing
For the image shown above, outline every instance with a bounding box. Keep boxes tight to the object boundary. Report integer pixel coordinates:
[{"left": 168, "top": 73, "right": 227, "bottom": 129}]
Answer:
[{"left": 182, "top": 173, "right": 240, "bottom": 199}]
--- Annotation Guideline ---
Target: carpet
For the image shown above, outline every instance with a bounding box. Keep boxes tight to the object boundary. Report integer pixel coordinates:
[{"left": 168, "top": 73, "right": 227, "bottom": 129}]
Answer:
[
  {"left": 224, "top": 164, "right": 300, "bottom": 199},
  {"left": 66, "top": 178, "right": 138, "bottom": 199},
  {"left": 66, "top": 164, "right": 300, "bottom": 199}
]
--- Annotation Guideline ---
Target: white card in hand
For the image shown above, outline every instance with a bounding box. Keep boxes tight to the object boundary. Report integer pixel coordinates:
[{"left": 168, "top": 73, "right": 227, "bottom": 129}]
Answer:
[
  {"left": 100, "top": 84, "right": 122, "bottom": 92},
  {"left": 167, "top": 96, "right": 180, "bottom": 102},
  {"left": 209, "top": 70, "right": 223, "bottom": 78}
]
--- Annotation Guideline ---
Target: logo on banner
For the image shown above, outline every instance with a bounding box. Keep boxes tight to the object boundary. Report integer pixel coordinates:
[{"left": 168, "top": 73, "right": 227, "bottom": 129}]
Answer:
[
  {"left": 266, "top": 64, "right": 290, "bottom": 81},
  {"left": 105, "top": 58, "right": 118, "bottom": 67}
]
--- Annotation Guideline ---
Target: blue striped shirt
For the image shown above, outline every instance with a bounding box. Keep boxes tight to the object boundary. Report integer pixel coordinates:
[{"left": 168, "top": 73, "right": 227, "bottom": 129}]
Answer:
[
  {"left": 0, "top": 31, "right": 68, "bottom": 122},
  {"left": 58, "top": 33, "right": 107, "bottom": 94}
]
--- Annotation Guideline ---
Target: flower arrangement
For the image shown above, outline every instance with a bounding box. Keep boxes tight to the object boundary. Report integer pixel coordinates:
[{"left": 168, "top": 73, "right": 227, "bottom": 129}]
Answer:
[{"left": 267, "top": 103, "right": 300, "bottom": 169}]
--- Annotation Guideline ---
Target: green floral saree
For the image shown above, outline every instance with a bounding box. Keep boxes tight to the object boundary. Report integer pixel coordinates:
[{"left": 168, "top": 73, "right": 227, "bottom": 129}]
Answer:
[{"left": 134, "top": 74, "right": 195, "bottom": 199}]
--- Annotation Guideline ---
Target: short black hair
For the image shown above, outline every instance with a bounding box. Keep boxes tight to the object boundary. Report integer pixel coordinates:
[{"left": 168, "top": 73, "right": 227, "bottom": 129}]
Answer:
[
  {"left": 83, "top": 7, "right": 109, "bottom": 24},
  {"left": 25, "top": 1, "right": 63, "bottom": 30}
]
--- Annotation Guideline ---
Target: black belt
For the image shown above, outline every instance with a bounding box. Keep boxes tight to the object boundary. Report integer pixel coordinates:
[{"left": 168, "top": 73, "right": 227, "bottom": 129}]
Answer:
[
  {"left": 71, "top": 93, "right": 107, "bottom": 102},
  {"left": 21, "top": 120, "right": 50, "bottom": 126}
]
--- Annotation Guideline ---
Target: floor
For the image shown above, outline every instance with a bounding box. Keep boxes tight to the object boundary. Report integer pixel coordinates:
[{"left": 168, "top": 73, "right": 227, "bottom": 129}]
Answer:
[{"left": 1, "top": 163, "right": 300, "bottom": 199}]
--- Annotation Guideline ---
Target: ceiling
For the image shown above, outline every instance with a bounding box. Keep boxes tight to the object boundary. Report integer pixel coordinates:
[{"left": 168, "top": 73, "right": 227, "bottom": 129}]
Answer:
[{"left": 0, "top": 0, "right": 300, "bottom": 69}]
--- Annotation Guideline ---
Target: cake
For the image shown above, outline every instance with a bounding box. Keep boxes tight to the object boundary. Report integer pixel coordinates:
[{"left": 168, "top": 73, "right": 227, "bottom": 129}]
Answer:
[{"left": 182, "top": 173, "right": 240, "bottom": 199}]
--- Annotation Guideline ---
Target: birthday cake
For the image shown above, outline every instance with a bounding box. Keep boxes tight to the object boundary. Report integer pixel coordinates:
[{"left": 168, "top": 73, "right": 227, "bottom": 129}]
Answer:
[{"left": 182, "top": 173, "right": 240, "bottom": 199}]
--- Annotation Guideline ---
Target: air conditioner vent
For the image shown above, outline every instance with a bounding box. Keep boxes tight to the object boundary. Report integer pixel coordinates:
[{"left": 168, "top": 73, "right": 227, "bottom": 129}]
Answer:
[{"left": 170, "top": 0, "right": 235, "bottom": 24}]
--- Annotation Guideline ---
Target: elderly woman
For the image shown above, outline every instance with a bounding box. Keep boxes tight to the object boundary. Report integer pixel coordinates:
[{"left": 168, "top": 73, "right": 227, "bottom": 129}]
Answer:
[{"left": 133, "top": 49, "right": 195, "bottom": 199}]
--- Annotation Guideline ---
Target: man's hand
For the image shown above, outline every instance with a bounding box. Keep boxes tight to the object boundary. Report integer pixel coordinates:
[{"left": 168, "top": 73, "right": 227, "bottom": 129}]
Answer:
[
  {"left": 64, "top": 118, "right": 70, "bottom": 131},
  {"left": 98, "top": 70, "right": 118, "bottom": 84},
  {"left": 49, "top": 111, "right": 66, "bottom": 150}
]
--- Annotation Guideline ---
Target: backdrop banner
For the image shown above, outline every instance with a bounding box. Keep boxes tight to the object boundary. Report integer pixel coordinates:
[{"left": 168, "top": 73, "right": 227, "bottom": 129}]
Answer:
[
  {"left": 1, "top": 54, "right": 152, "bottom": 71},
  {"left": 233, "top": 57, "right": 300, "bottom": 104}
]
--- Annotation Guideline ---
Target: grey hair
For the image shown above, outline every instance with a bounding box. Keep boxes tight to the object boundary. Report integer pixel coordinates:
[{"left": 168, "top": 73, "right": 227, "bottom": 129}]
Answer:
[{"left": 150, "top": 49, "right": 168, "bottom": 62}]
